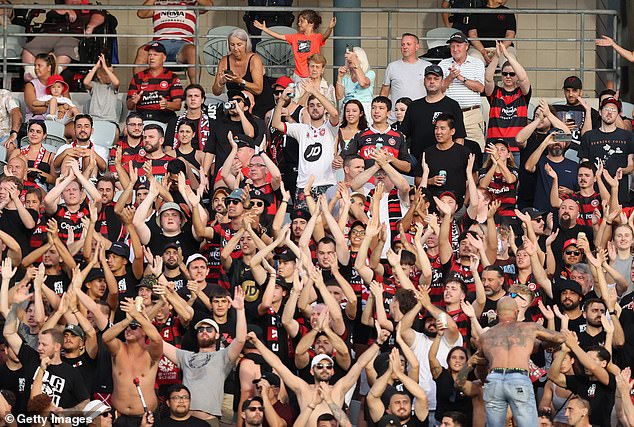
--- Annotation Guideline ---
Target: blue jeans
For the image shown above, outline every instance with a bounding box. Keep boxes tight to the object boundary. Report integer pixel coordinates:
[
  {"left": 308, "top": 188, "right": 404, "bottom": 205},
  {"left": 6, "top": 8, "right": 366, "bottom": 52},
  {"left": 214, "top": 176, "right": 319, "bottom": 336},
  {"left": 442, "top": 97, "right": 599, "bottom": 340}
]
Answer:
[
  {"left": 151, "top": 39, "right": 188, "bottom": 62},
  {"left": 483, "top": 372, "right": 538, "bottom": 427}
]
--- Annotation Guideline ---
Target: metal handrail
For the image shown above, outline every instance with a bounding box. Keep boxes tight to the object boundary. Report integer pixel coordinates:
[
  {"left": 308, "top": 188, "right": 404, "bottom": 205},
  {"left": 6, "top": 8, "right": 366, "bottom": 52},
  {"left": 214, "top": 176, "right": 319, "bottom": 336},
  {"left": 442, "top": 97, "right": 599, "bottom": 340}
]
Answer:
[{"left": 0, "top": 4, "right": 619, "bottom": 91}]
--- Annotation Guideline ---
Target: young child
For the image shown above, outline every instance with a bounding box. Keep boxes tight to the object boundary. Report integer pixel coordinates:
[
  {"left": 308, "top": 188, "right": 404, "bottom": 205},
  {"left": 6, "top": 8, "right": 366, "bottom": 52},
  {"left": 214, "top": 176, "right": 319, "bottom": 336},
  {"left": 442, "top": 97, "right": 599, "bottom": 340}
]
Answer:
[
  {"left": 83, "top": 53, "right": 121, "bottom": 124},
  {"left": 35, "top": 75, "right": 80, "bottom": 124},
  {"left": 254, "top": 9, "right": 336, "bottom": 83}
]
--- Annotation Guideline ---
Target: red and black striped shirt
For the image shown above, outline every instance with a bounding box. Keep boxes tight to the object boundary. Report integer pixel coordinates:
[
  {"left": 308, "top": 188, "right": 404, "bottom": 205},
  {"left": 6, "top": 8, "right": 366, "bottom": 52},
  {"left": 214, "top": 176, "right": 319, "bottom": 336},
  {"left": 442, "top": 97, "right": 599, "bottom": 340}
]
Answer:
[
  {"left": 486, "top": 86, "right": 531, "bottom": 151},
  {"left": 127, "top": 68, "right": 184, "bottom": 112},
  {"left": 479, "top": 168, "right": 519, "bottom": 218},
  {"left": 345, "top": 126, "right": 411, "bottom": 169},
  {"left": 55, "top": 200, "right": 90, "bottom": 242},
  {"left": 108, "top": 138, "right": 143, "bottom": 176},
  {"left": 562, "top": 192, "right": 601, "bottom": 227},
  {"left": 133, "top": 153, "right": 175, "bottom": 183}
]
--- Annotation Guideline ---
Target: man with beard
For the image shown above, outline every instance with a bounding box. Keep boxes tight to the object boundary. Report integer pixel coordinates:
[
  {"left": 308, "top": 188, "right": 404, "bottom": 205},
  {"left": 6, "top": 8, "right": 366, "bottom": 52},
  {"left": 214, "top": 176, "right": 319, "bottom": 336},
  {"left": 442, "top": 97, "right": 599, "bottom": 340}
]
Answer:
[
  {"left": 272, "top": 81, "right": 338, "bottom": 208},
  {"left": 177, "top": 253, "right": 215, "bottom": 317},
  {"left": 550, "top": 199, "right": 594, "bottom": 267},
  {"left": 95, "top": 174, "right": 126, "bottom": 243},
  {"left": 579, "top": 96, "right": 634, "bottom": 205},
  {"left": 110, "top": 113, "right": 144, "bottom": 179},
  {"left": 132, "top": 124, "right": 176, "bottom": 184},
  {"left": 525, "top": 131, "right": 579, "bottom": 213},
  {"left": 162, "top": 243, "right": 188, "bottom": 292},
  {"left": 474, "top": 266, "right": 507, "bottom": 327},
  {"left": 396, "top": 291, "right": 463, "bottom": 425},
  {"left": 552, "top": 76, "right": 599, "bottom": 150},
  {"left": 53, "top": 114, "right": 108, "bottom": 173},
  {"left": 203, "top": 90, "right": 256, "bottom": 182},
  {"left": 402, "top": 64, "right": 467, "bottom": 178},
  {"left": 576, "top": 298, "right": 624, "bottom": 351},
  {"left": 247, "top": 325, "right": 389, "bottom": 427},
  {"left": 60, "top": 323, "right": 98, "bottom": 396},
  {"left": 554, "top": 279, "right": 586, "bottom": 333},
  {"left": 241, "top": 397, "right": 265, "bottom": 427},
  {"left": 163, "top": 287, "right": 246, "bottom": 427},
  {"left": 156, "top": 385, "right": 208, "bottom": 427}
]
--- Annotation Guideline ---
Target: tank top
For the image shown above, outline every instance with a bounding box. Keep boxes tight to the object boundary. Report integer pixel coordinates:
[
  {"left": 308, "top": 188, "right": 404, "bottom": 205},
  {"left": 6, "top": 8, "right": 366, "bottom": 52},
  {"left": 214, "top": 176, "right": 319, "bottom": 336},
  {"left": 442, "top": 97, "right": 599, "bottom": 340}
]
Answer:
[
  {"left": 225, "top": 54, "right": 275, "bottom": 118},
  {"left": 25, "top": 79, "right": 47, "bottom": 121},
  {"left": 176, "top": 147, "right": 200, "bottom": 170},
  {"left": 225, "top": 54, "right": 255, "bottom": 93},
  {"left": 551, "top": 382, "right": 571, "bottom": 424}
]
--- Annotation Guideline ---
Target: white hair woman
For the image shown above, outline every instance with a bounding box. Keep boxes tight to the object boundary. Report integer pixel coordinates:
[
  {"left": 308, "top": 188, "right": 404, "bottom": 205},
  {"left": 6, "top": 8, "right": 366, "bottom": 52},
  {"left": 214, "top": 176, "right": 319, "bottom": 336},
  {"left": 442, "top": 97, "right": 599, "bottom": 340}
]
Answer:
[{"left": 335, "top": 46, "right": 375, "bottom": 123}]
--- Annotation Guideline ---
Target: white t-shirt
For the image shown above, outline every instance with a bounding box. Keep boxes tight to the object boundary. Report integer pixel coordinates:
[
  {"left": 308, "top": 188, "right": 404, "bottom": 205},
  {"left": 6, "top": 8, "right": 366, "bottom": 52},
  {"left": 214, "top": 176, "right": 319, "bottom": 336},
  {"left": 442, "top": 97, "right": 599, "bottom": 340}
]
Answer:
[
  {"left": 285, "top": 120, "right": 338, "bottom": 188},
  {"left": 383, "top": 58, "right": 431, "bottom": 118},
  {"left": 54, "top": 142, "right": 109, "bottom": 171},
  {"left": 0, "top": 89, "right": 19, "bottom": 137},
  {"left": 411, "top": 330, "right": 464, "bottom": 411}
]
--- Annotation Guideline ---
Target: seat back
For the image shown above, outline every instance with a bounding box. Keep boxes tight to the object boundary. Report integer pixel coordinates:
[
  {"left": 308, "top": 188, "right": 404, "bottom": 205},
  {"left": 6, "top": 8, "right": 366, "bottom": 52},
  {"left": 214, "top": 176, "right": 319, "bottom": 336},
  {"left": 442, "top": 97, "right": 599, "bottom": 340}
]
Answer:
[
  {"left": 425, "top": 27, "right": 456, "bottom": 50},
  {"left": 202, "top": 26, "right": 240, "bottom": 75},
  {"left": 92, "top": 120, "right": 117, "bottom": 149},
  {"left": 256, "top": 26, "right": 295, "bottom": 77},
  {"left": 44, "top": 120, "right": 66, "bottom": 139}
]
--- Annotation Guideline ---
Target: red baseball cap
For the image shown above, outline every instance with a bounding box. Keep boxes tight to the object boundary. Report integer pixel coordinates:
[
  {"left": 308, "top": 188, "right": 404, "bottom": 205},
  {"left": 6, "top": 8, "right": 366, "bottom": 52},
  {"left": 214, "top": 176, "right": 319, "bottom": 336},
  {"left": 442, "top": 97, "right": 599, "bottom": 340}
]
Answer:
[{"left": 272, "top": 76, "right": 293, "bottom": 89}]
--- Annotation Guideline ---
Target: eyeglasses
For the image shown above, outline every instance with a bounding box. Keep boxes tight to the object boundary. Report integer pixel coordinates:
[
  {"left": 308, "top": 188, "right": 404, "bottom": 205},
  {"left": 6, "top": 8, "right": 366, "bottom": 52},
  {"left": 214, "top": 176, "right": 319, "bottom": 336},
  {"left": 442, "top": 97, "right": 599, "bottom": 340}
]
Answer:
[
  {"left": 565, "top": 250, "right": 581, "bottom": 256},
  {"left": 247, "top": 406, "right": 264, "bottom": 412},
  {"left": 251, "top": 200, "right": 264, "bottom": 208},
  {"left": 225, "top": 199, "right": 241, "bottom": 206},
  {"left": 197, "top": 326, "right": 215, "bottom": 333},
  {"left": 509, "top": 292, "right": 527, "bottom": 301},
  {"left": 502, "top": 71, "right": 516, "bottom": 77},
  {"left": 350, "top": 229, "right": 366, "bottom": 236},
  {"left": 170, "top": 395, "right": 190, "bottom": 401},
  {"left": 314, "top": 363, "right": 334, "bottom": 370}
]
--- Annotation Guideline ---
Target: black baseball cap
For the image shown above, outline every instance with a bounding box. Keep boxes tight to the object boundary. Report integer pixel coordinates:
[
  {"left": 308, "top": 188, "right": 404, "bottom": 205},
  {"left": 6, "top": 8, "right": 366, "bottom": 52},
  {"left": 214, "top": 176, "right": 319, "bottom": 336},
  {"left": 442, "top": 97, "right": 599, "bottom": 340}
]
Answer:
[
  {"left": 377, "top": 414, "right": 400, "bottom": 427},
  {"left": 249, "top": 188, "right": 272, "bottom": 206},
  {"left": 600, "top": 96, "right": 622, "bottom": 112},
  {"left": 144, "top": 41, "right": 166, "bottom": 54},
  {"left": 227, "top": 89, "right": 251, "bottom": 106},
  {"left": 563, "top": 76, "right": 582, "bottom": 90},
  {"left": 446, "top": 31, "right": 469, "bottom": 44},
  {"left": 233, "top": 134, "right": 255, "bottom": 149},
  {"left": 253, "top": 372, "right": 281, "bottom": 387},
  {"left": 106, "top": 242, "right": 130, "bottom": 259},
  {"left": 274, "top": 250, "right": 297, "bottom": 262},
  {"left": 491, "top": 138, "right": 509, "bottom": 148},
  {"left": 424, "top": 64, "right": 443, "bottom": 77},
  {"left": 84, "top": 268, "right": 105, "bottom": 284},
  {"left": 557, "top": 279, "right": 583, "bottom": 297},
  {"left": 242, "top": 396, "right": 264, "bottom": 411},
  {"left": 520, "top": 207, "right": 546, "bottom": 219},
  {"left": 290, "top": 209, "right": 311, "bottom": 221}
]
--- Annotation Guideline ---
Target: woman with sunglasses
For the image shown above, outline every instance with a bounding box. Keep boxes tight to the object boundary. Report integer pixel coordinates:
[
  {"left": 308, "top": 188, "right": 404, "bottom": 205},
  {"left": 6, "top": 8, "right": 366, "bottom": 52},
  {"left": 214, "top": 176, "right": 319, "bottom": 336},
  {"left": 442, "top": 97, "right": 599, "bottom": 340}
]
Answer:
[
  {"left": 10, "top": 121, "right": 57, "bottom": 187},
  {"left": 484, "top": 41, "right": 531, "bottom": 166}
]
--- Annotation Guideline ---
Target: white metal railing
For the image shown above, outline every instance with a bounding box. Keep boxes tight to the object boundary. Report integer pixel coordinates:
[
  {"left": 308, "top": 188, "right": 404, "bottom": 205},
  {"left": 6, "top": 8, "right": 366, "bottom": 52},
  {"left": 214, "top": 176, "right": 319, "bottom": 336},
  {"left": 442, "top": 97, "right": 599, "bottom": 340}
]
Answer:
[{"left": 0, "top": 4, "right": 620, "bottom": 89}]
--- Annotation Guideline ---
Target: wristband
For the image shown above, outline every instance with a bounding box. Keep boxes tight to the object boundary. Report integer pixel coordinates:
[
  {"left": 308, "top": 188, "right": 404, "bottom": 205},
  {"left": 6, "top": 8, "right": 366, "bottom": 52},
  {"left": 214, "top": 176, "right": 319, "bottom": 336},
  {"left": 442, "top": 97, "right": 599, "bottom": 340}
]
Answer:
[{"left": 609, "top": 310, "right": 617, "bottom": 315}]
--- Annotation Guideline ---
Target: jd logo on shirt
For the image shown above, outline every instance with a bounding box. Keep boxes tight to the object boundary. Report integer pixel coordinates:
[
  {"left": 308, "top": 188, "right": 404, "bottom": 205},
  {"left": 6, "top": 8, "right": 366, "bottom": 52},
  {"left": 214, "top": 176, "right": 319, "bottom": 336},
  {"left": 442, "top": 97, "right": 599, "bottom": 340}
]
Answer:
[{"left": 304, "top": 143, "right": 323, "bottom": 161}]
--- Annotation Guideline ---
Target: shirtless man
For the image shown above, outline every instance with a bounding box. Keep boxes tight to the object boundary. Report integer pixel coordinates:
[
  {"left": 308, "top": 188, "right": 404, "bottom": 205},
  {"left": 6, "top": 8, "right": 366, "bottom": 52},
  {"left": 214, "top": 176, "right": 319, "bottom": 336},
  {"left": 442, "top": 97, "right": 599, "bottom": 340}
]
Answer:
[
  {"left": 247, "top": 325, "right": 389, "bottom": 426},
  {"left": 102, "top": 297, "right": 163, "bottom": 424},
  {"left": 479, "top": 296, "right": 565, "bottom": 427}
]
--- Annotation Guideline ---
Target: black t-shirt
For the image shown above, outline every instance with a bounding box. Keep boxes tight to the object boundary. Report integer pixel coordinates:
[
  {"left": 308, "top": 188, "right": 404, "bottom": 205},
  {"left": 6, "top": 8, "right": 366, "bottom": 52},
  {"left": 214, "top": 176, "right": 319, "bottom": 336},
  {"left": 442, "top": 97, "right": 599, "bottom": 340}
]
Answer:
[
  {"left": 565, "top": 373, "right": 616, "bottom": 427},
  {"left": 435, "top": 368, "right": 472, "bottom": 425},
  {"left": 0, "top": 363, "right": 32, "bottom": 415},
  {"left": 422, "top": 143, "right": 469, "bottom": 205},
  {"left": 552, "top": 104, "right": 600, "bottom": 150},
  {"left": 579, "top": 127, "right": 634, "bottom": 205},
  {"left": 227, "top": 258, "right": 262, "bottom": 320},
  {"left": 62, "top": 351, "right": 97, "bottom": 396},
  {"left": 577, "top": 329, "right": 606, "bottom": 351},
  {"left": 467, "top": 6, "right": 516, "bottom": 48},
  {"left": 0, "top": 208, "right": 38, "bottom": 255},
  {"left": 517, "top": 130, "right": 547, "bottom": 208},
  {"left": 147, "top": 221, "right": 199, "bottom": 259},
  {"left": 401, "top": 96, "right": 467, "bottom": 163},
  {"left": 156, "top": 416, "right": 210, "bottom": 427},
  {"left": 18, "top": 344, "right": 89, "bottom": 408},
  {"left": 93, "top": 332, "right": 113, "bottom": 396},
  {"left": 114, "top": 263, "right": 141, "bottom": 300},
  {"left": 45, "top": 271, "right": 71, "bottom": 296}
]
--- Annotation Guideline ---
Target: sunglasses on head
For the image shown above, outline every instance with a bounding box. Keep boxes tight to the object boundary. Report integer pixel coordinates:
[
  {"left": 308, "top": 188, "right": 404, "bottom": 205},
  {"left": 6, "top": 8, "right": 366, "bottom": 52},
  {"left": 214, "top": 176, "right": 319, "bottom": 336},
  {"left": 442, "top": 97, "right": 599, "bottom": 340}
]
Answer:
[
  {"left": 509, "top": 292, "right": 527, "bottom": 301},
  {"left": 502, "top": 71, "right": 516, "bottom": 77},
  {"left": 225, "top": 199, "right": 241, "bottom": 206},
  {"left": 197, "top": 326, "right": 215, "bottom": 333},
  {"left": 565, "top": 250, "right": 581, "bottom": 256},
  {"left": 314, "top": 363, "right": 334, "bottom": 370},
  {"left": 251, "top": 200, "right": 264, "bottom": 208}
]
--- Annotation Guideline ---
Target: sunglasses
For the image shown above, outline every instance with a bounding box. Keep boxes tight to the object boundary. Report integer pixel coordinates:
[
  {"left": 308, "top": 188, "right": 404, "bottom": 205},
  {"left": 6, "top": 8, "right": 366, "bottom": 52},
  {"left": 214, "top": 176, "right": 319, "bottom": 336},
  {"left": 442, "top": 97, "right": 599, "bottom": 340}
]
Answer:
[
  {"left": 314, "top": 363, "right": 334, "bottom": 370},
  {"left": 129, "top": 323, "right": 140, "bottom": 330},
  {"left": 247, "top": 406, "right": 264, "bottom": 412},
  {"left": 230, "top": 98, "right": 244, "bottom": 103},
  {"left": 502, "top": 71, "right": 516, "bottom": 77},
  {"left": 533, "top": 217, "right": 544, "bottom": 223},
  {"left": 509, "top": 292, "right": 527, "bottom": 301},
  {"left": 225, "top": 199, "right": 241, "bottom": 206},
  {"left": 273, "top": 90, "right": 284, "bottom": 95},
  {"left": 251, "top": 200, "right": 264, "bottom": 208},
  {"left": 197, "top": 326, "right": 215, "bottom": 333},
  {"left": 565, "top": 250, "right": 581, "bottom": 256}
]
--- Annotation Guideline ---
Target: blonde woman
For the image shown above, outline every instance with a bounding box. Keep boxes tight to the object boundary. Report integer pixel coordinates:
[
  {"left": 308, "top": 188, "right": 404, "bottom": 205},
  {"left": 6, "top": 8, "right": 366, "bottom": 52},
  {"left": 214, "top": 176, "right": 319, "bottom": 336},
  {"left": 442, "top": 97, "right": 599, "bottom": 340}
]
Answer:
[{"left": 336, "top": 46, "right": 375, "bottom": 123}]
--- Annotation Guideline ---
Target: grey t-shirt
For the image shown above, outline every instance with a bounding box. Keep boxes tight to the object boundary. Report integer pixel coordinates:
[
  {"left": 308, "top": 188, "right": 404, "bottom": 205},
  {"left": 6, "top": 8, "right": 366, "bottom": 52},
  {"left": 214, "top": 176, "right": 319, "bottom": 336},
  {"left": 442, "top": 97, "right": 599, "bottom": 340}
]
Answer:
[
  {"left": 89, "top": 81, "right": 120, "bottom": 122},
  {"left": 382, "top": 58, "right": 430, "bottom": 118},
  {"left": 176, "top": 348, "right": 233, "bottom": 416},
  {"left": 613, "top": 255, "right": 634, "bottom": 293}
]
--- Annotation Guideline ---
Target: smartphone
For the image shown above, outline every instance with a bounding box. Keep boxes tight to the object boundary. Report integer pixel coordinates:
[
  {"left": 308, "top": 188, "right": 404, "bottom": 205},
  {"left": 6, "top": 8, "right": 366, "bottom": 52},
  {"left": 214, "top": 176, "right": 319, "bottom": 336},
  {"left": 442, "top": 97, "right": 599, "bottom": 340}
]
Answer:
[{"left": 553, "top": 133, "right": 572, "bottom": 143}]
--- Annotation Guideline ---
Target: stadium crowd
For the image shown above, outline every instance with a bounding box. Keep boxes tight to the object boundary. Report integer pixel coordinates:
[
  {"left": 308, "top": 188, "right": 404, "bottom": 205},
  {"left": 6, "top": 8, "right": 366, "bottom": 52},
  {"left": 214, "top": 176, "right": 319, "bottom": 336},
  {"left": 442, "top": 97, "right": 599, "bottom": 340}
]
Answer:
[{"left": 0, "top": 1, "right": 634, "bottom": 427}]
